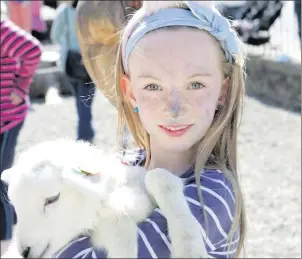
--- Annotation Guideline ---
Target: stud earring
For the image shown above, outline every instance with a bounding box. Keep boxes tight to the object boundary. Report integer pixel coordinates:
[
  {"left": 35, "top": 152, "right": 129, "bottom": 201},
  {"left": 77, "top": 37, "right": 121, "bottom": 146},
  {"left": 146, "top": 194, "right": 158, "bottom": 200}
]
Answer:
[{"left": 133, "top": 106, "right": 139, "bottom": 113}]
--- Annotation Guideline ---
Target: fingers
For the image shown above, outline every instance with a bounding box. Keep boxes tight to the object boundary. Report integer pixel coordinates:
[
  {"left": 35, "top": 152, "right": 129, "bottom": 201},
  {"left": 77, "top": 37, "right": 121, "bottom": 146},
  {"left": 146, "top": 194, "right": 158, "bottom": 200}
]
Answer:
[{"left": 10, "top": 92, "right": 23, "bottom": 105}]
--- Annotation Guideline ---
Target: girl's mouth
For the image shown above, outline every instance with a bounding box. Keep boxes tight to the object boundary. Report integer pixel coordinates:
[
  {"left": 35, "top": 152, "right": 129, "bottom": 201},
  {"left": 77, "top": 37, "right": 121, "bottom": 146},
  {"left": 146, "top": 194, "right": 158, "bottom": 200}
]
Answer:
[{"left": 158, "top": 124, "right": 193, "bottom": 137}]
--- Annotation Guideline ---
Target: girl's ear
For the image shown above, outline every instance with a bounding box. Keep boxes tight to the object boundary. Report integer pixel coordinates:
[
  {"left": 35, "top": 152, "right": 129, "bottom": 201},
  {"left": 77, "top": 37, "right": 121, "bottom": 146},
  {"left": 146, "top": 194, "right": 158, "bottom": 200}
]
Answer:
[
  {"left": 218, "top": 76, "right": 230, "bottom": 105},
  {"left": 121, "top": 75, "right": 136, "bottom": 108}
]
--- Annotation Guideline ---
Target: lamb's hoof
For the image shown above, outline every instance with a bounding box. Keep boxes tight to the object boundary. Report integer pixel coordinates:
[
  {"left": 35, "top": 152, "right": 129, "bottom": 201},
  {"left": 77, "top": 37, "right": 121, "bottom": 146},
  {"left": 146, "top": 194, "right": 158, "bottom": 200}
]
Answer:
[{"left": 145, "top": 168, "right": 184, "bottom": 198}]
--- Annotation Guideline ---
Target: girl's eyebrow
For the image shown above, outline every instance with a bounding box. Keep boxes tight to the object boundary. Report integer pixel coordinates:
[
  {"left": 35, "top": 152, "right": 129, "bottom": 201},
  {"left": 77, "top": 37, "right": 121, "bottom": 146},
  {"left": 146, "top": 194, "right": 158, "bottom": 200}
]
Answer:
[
  {"left": 137, "top": 73, "right": 212, "bottom": 79},
  {"left": 136, "top": 73, "right": 212, "bottom": 82},
  {"left": 187, "top": 73, "right": 213, "bottom": 78},
  {"left": 137, "top": 75, "right": 160, "bottom": 80}
]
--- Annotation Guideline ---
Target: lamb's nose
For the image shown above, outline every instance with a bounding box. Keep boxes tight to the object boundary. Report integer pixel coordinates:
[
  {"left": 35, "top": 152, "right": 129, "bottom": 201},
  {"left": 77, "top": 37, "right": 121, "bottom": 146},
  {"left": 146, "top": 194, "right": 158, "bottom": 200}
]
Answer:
[{"left": 21, "top": 247, "right": 30, "bottom": 258}]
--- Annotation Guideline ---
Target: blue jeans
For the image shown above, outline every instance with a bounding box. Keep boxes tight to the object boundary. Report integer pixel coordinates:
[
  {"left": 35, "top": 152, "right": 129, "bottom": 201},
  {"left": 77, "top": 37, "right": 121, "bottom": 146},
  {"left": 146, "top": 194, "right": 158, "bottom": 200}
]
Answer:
[
  {"left": 68, "top": 78, "right": 95, "bottom": 142},
  {"left": 0, "top": 121, "right": 24, "bottom": 240}
]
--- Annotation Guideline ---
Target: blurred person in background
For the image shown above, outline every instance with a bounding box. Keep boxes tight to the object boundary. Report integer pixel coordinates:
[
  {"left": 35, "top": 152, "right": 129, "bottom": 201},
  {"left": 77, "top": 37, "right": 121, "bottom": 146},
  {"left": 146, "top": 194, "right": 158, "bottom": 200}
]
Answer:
[
  {"left": 294, "top": 0, "right": 301, "bottom": 39},
  {"left": 0, "top": 18, "right": 42, "bottom": 254},
  {"left": 51, "top": 0, "right": 95, "bottom": 143},
  {"left": 31, "top": 0, "right": 48, "bottom": 41},
  {"left": 74, "top": 0, "right": 142, "bottom": 109},
  {"left": 6, "top": 0, "right": 32, "bottom": 32}
]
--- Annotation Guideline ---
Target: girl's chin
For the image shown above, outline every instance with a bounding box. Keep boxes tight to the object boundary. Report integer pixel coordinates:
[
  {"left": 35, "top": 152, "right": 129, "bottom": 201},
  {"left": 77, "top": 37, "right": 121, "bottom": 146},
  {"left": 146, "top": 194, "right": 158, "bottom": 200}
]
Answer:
[{"left": 156, "top": 137, "right": 196, "bottom": 152}]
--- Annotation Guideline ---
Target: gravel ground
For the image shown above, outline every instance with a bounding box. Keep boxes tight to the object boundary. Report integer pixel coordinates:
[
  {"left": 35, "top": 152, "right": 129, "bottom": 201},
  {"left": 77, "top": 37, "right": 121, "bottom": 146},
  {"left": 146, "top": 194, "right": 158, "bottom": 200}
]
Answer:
[
  {"left": 238, "top": 97, "right": 301, "bottom": 258},
  {"left": 14, "top": 90, "right": 301, "bottom": 258}
]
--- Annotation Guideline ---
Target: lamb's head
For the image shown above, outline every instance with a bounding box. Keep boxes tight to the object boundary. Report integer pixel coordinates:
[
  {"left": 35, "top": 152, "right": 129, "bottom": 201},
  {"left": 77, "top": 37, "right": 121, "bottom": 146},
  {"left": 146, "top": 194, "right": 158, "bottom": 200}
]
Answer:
[
  {"left": 1, "top": 141, "right": 100, "bottom": 258},
  {"left": 2, "top": 160, "right": 63, "bottom": 257}
]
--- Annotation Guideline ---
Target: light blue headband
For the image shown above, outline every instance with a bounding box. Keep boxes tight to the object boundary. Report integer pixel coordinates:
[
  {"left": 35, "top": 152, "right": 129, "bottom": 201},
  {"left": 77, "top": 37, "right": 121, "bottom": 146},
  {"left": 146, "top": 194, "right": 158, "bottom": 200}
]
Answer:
[{"left": 122, "top": 2, "right": 242, "bottom": 75}]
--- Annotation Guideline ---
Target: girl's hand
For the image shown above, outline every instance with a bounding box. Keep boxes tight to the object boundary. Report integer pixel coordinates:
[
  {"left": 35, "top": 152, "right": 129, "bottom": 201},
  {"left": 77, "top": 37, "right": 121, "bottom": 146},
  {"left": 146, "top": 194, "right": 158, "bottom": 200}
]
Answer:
[{"left": 10, "top": 92, "right": 23, "bottom": 105}]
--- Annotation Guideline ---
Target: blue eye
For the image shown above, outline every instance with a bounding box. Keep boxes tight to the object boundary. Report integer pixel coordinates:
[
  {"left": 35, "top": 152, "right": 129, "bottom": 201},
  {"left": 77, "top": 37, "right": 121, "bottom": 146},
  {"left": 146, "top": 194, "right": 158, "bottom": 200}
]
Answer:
[
  {"left": 144, "top": 84, "right": 161, "bottom": 91},
  {"left": 190, "top": 82, "right": 204, "bottom": 89}
]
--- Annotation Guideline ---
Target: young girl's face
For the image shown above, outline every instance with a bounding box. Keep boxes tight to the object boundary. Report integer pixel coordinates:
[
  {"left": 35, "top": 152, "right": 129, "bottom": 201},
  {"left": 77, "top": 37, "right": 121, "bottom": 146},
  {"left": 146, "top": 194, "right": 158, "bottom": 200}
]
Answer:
[{"left": 126, "top": 28, "right": 227, "bottom": 152}]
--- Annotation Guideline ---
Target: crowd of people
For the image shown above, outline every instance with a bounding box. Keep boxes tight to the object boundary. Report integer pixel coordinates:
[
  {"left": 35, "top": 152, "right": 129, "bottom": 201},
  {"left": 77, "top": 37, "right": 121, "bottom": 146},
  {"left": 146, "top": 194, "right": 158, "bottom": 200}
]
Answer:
[{"left": 0, "top": 0, "right": 300, "bottom": 258}]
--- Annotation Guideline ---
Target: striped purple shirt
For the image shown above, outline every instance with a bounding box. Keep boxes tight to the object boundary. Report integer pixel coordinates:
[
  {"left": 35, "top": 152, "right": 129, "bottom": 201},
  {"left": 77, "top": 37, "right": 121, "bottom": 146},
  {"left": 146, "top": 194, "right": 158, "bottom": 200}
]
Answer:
[
  {"left": 55, "top": 150, "right": 239, "bottom": 258},
  {"left": 0, "top": 19, "right": 42, "bottom": 134}
]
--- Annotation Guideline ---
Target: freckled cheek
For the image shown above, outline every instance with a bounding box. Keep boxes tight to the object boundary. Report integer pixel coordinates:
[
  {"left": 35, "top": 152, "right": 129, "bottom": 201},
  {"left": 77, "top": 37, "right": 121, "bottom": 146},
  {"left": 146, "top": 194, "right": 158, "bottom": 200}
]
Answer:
[
  {"left": 135, "top": 93, "right": 165, "bottom": 113},
  {"left": 134, "top": 93, "right": 163, "bottom": 131},
  {"left": 191, "top": 94, "right": 218, "bottom": 119}
]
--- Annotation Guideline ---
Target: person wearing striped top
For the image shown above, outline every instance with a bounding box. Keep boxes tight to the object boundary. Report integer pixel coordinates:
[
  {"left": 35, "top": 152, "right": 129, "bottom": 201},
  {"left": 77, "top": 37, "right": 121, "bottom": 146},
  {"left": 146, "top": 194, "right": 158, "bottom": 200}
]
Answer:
[
  {"left": 54, "top": 1, "right": 247, "bottom": 258},
  {"left": 54, "top": 150, "right": 239, "bottom": 258},
  {"left": 0, "top": 19, "right": 42, "bottom": 243}
]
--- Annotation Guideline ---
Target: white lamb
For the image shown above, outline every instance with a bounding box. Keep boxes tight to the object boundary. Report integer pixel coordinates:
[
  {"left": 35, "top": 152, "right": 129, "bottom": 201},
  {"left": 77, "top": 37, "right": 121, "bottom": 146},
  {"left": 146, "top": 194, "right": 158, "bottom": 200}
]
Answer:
[{"left": 1, "top": 139, "right": 209, "bottom": 258}]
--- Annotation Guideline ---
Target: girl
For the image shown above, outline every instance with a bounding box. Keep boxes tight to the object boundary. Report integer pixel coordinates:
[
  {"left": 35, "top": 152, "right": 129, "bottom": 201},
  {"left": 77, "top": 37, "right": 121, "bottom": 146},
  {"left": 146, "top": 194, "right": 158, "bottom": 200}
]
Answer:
[
  {"left": 0, "top": 18, "right": 42, "bottom": 253},
  {"left": 51, "top": 0, "right": 95, "bottom": 143},
  {"left": 56, "top": 1, "right": 246, "bottom": 258}
]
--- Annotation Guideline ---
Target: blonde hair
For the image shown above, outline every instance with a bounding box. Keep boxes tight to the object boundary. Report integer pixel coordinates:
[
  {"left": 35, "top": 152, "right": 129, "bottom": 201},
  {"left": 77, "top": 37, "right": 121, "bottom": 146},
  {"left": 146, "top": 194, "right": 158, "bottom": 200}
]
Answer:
[{"left": 115, "top": 1, "right": 246, "bottom": 257}]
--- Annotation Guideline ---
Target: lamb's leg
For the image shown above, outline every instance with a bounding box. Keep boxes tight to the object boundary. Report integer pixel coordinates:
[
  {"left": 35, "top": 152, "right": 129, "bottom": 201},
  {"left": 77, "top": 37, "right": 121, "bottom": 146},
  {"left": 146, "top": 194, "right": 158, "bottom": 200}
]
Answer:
[
  {"left": 145, "top": 169, "right": 210, "bottom": 258},
  {"left": 1, "top": 238, "right": 23, "bottom": 258},
  {"left": 92, "top": 215, "right": 138, "bottom": 258}
]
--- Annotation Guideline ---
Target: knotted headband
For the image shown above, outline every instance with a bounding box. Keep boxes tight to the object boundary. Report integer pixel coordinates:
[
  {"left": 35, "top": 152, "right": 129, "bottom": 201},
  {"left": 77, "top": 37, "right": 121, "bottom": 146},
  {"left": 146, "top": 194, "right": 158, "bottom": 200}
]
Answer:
[{"left": 121, "top": 1, "right": 244, "bottom": 75}]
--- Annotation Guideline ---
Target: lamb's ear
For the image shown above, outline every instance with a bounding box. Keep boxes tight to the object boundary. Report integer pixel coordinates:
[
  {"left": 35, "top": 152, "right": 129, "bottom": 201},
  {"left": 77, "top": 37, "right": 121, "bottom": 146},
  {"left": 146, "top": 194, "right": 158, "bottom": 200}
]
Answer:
[{"left": 1, "top": 168, "right": 14, "bottom": 184}]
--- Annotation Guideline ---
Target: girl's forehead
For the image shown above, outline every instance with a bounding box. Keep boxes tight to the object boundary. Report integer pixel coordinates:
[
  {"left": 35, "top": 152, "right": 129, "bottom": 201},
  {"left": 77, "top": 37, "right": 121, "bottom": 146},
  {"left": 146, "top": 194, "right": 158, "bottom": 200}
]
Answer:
[{"left": 128, "top": 27, "right": 221, "bottom": 76}]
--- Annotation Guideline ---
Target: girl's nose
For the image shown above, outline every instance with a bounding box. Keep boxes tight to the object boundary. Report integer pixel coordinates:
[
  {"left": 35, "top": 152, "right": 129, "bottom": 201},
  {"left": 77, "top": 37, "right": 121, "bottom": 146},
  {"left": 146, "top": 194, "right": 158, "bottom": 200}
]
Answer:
[
  {"left": 169, "top": 101, "right": 181, "bottom": 118},
  {"left": 164, "top": 89, "right": 185, "bottom": 118}
]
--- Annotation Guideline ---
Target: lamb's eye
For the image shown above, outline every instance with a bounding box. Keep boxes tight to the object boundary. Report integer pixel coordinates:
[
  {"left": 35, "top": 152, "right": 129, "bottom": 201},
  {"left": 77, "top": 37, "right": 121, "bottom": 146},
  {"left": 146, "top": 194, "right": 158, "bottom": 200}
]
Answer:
[{"left": 44, "top": 193, "right": 60, "bottom": 207}]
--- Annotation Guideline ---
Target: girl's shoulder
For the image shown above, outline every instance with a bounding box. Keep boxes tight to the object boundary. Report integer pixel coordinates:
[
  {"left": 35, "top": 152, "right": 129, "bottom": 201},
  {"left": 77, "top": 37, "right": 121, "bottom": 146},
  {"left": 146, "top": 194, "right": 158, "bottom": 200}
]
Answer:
[
  {"left": 184, "top": 168, "right": 237, "bottom": 221},
  {"left": 186, "top": 167, "right": 233, "bottom": 186},
  {"left": 202, "top": 168, "right": 235, "bottom": 199}
]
